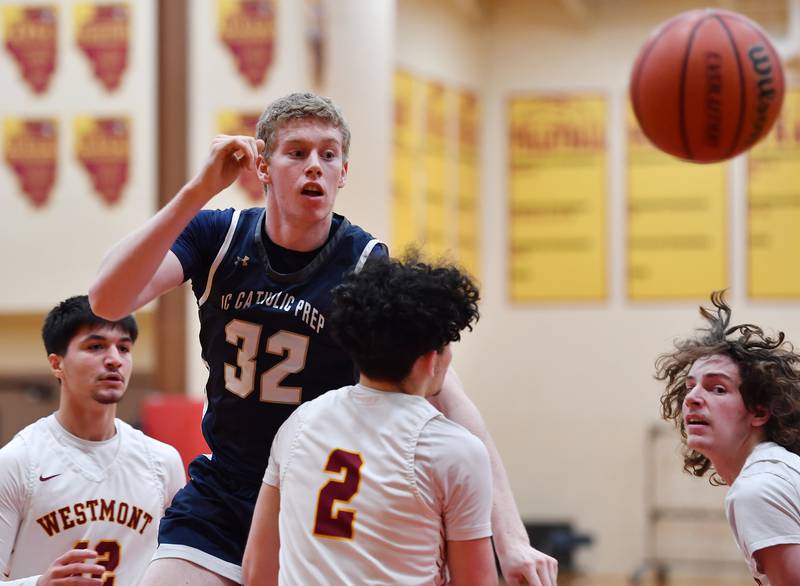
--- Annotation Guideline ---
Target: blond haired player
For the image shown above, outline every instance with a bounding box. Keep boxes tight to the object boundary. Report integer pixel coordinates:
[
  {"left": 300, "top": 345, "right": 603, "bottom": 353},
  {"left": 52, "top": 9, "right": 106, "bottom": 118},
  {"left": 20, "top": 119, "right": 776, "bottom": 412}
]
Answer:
[
  {"left": 0, "top": 296, "right": 185, "bottom": 586},
  {"left": 90, "top": 92, "right": 557, "bottom": 586}
]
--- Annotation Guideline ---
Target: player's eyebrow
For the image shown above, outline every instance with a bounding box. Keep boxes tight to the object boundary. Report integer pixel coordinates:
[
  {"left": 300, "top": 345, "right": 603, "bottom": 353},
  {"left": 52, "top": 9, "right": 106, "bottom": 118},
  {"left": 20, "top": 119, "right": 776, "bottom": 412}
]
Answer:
[
  {"left": 688, "top": 371, "right": 736, "bottom": 383},
  {"left": 80, "top": 333, "right": 133, "bottom": 344}
]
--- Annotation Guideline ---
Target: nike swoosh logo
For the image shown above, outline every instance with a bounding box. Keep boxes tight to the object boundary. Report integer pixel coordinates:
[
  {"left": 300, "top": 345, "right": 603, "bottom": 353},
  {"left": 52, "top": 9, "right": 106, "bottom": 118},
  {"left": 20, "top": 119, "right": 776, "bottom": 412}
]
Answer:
[{"left": 39, "top": 473, "right": 61, "bottom": 482}]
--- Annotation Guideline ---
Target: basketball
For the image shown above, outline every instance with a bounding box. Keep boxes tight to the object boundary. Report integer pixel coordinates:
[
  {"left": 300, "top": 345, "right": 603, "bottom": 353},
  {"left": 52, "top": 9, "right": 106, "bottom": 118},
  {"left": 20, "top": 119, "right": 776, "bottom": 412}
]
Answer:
[{"left": 630, "top": 8, "right": 784, "bottom": 163}]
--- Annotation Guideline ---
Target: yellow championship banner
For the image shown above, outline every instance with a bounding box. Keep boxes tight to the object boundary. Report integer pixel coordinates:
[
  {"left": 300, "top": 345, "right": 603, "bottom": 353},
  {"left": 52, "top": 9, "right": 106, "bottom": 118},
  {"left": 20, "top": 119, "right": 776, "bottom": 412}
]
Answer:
[
  {"left": 627, "top": 106, "right": 727, "bottom": 300},
  {"left": 422, "top": 81, "right": 450, "bottom": 258},
  {"left": 457, "top": 90, "right": 480, "bottom": 280},
  {"left": 509, "top": 95, "right": 607, "bottom": 302},
  {"left": 748, "top": 89, "right": 800, "bottom": 298},
  {"left": 391, "top": 70, "right": 422, "bottom": 253}
]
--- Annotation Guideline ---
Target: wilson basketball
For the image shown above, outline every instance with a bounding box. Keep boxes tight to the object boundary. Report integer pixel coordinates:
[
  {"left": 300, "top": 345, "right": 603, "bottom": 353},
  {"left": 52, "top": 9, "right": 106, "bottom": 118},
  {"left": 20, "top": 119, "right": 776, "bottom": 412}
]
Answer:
[{"left": 630, "top": 8, "right": 784, "bottom": 163}]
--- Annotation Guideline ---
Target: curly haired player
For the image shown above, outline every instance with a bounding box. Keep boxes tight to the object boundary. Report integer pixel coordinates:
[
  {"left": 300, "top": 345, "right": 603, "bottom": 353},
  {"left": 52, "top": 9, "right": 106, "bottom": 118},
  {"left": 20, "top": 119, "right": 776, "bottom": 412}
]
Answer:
[
  {"left": 243, "top": 253, "right": 497, "bottom": 585},
  {"left": 658, "top": 291, "right": 800, "bottom": 584}
]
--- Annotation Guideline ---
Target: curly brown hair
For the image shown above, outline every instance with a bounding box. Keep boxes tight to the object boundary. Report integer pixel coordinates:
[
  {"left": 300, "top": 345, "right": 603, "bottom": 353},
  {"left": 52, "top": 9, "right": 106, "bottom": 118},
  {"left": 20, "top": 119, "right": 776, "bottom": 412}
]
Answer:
[{"left": 656, "top": 290, "right": 800, "bottom": 485}]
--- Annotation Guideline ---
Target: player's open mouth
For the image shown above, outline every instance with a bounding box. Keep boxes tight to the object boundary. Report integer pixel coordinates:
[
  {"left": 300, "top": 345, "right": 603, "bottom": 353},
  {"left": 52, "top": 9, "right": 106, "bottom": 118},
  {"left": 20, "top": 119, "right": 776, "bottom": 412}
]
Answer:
[
  {"left": 100, "top": 373, "right": 124, "bottom": 383},
  {"left": 684, "top": 414, "right": 708, "bottom": 427},
  {"left": 301, "top": 183, "right": 324, "bottom": 197}
]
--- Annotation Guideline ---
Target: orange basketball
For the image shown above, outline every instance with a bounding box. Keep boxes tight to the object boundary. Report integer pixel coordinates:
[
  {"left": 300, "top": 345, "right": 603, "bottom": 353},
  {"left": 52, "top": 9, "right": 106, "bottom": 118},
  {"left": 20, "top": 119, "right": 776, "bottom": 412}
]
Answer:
[{"left": 630, "top": 8, "right": 784, "bottom": 163}]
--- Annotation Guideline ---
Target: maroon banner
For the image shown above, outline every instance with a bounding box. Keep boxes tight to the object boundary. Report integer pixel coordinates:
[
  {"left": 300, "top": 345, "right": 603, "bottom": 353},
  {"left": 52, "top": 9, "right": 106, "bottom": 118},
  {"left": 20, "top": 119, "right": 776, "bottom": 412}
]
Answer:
[
  {"left": 218, "top": 0, "right": 275, "bottom": 87},
  {"left": 75, "top": 3, "right": 129, "bottom": 91},
  {"left": 4, "top": 5, "right": 58, "bottom": 94},
  {"left": 74, "top": 116, "right": 129, "bottom": 205},
  {"left": 4, "top": 118, "right": 58, "bottom": 208}
]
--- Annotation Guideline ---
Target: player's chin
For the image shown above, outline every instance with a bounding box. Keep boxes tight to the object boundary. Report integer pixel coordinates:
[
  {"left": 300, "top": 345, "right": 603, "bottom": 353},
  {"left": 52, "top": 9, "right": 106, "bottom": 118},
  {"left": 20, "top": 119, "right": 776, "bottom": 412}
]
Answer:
[
  {"left": 92, "top": 387, "right": 126, "bottom": 405},
  {"left": 685, "top": 435, "right": 712, "bottom": 455}
]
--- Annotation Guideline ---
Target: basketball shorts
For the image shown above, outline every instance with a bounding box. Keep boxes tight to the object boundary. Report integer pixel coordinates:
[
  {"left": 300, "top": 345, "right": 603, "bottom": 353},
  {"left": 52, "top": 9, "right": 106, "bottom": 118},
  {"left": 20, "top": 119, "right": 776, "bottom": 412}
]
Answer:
[{"left": 153, "top": 454, "right": 262, "bottom": 583}]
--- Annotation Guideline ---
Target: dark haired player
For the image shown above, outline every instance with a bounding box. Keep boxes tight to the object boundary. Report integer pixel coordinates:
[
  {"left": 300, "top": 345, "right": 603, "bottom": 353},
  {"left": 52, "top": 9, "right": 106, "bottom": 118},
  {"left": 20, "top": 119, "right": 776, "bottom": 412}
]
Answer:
[
  {"left": 243, "top": 253, "right": 497, "bottom": 585},
  {"left": 0, "top": 296, "right": 184, "bottom": 586},
  {"left": 90, "top": 92, "right": 557, "bottom": 586},
  {"left": 658, "top": 291, "right": 800, "bottom": 584}
]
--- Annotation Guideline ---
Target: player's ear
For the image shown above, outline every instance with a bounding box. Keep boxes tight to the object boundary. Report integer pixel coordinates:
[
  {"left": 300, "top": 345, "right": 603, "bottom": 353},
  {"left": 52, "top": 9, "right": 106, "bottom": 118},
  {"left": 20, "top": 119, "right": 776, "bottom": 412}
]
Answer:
[
  {"left": 417, "top": 349, "right": 437, "bottom": 378},
  {"left": 257, "top": 154, "right": 271, "bottom": 185},
  {"left": 751, "top": 405, "right": 770, "bottom": 428},
  {"left": 338, "top": 161, "right": 348, "bottom": 188},
  {"left": 48, "top": 353, "right": 64, "bottom": 382}
]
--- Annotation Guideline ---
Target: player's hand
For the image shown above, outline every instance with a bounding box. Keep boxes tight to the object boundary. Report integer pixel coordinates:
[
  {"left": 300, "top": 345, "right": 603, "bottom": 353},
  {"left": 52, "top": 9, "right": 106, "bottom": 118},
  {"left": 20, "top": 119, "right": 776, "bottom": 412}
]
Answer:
[
  {"left": 188, "top": 135, "right": 265, "bottom": 200},
  {"left": 497, "top": 542, "right": 558, "bottom": 586},
  {"left": 36, "top": 549, "right": 106, "bottom": 586}
]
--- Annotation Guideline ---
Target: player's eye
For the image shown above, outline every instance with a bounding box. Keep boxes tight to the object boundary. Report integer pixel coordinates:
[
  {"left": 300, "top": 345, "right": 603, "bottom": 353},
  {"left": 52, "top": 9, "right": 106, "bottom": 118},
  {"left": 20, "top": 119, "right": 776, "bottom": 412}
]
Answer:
[{"left": 322, "top": 150, "right": 336, "bottom": 160}]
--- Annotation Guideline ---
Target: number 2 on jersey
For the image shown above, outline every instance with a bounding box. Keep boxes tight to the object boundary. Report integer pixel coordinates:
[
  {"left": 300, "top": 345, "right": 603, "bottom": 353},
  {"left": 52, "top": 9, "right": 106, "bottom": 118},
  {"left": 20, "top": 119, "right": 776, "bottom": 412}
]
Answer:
[
  {"left": 313, "top": 449, "right": 364, "bottom": 540},
  {"left": 74, "top": 540, "right": 120, "bottom": 586},
  {"left": 224, "top": 320, "right": 309, "bottom": 404}
]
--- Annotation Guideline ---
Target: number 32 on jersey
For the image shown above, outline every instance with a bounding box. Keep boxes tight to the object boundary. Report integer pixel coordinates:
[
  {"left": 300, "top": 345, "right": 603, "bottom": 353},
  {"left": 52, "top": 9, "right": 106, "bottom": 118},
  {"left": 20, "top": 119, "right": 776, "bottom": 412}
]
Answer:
[{"left": 223, "top": 320, "right": 309, "bottom": 405}]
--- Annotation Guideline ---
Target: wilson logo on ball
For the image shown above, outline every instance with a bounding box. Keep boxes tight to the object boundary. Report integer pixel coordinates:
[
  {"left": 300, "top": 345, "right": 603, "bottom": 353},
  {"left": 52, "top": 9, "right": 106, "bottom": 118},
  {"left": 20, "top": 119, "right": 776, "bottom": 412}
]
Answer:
[{"left": 630, "top": 8, "right": 785, "bottom": 163}]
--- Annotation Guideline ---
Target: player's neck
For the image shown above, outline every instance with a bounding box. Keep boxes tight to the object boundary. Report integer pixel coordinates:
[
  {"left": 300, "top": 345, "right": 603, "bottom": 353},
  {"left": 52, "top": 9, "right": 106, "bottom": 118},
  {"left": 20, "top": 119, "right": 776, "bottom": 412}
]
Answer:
[
  {"left": 711, "top": 430, "right": 767, "bottom": 485},
  {"left": 55, "top": 401, "right": 118, "bottom": 441},
  {"left": 358, "top": 375, "right": 426, "bottom": 397},
  {"left": 263, "top": 205, "right": 332, "bottom": 252}
]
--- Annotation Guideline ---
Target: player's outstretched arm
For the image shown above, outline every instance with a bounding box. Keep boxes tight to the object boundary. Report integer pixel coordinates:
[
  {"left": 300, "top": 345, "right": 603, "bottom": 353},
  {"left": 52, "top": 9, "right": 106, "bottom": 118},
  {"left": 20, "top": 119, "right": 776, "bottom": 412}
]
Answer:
[
  {"left": 755, "top": 544, "right": 800, "bottom": 586},
  {"left": 89, "top": 135, "right": 264, "bottom": 319},
  {"left": 429, "top": 368, "right": 558, "bottom": 586},
  {"left": 242, "top": 482, "right": 280, "bottom": 586},
  {"left": 446, "top": 537, "right": 498, "bottom": 586}
]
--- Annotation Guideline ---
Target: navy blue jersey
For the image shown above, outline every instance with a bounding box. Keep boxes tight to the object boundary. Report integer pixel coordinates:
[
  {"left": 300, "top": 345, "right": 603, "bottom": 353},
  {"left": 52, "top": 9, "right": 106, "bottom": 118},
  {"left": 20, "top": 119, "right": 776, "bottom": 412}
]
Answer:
[{"left": 171, "top": 208, "right": 386, "bottom": 482}]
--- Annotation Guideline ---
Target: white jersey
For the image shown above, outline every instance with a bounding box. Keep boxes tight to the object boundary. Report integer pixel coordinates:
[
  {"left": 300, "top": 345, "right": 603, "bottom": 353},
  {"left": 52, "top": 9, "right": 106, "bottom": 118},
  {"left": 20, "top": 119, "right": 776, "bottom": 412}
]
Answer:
[
  {"left": 265, "top": 384, "right": 493, "bottom": 586},
  {"left": 725, "top": 441, "right": 800, "bottom": 585},
  {"left": 0, "top": 415, "right": 185, "bottom": 586}
]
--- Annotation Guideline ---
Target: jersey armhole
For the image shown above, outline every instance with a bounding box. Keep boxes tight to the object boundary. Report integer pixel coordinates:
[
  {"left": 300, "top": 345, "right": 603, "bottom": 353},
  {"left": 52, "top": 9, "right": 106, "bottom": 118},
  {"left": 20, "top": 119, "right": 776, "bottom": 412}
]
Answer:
[
  {"left": 198, "top": 209, "right": 242, "bottom": 307},
  {"left": 354, "top": 239, "right": 385, "bottom": 274}
]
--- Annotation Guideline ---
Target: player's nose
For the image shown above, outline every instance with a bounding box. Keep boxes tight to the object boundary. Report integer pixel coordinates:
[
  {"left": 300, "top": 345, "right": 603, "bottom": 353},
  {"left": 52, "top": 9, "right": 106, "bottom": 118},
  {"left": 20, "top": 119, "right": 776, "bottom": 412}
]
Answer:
[
  {"left": 104, "top": 346, "right": 123, "bottom": 368},
  {"left": 304, "top": 151, "right": 322, "bottom": 178}
]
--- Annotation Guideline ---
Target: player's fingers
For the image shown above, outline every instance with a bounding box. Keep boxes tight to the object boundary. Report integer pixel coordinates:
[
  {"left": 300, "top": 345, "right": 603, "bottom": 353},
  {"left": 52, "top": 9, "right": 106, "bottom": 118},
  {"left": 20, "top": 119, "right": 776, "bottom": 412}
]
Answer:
[
  {"left": 256, "top": 138, "right": 266, "bottom": 153},
  {"left": 54, "top": 549, "right": 98, "bottom": 564},
  {"left": 53, "top": 562, "right": 106, "bottom": 577},
  {"left": 227, "top": 137, "right": 259, "bottom": 169},
  {"left": 547, "top": 557, "right": 558, "bottom": 586},
  {"left": 53, "top": 577, "right": 104, "bottom": 586},
  {"left": 248, "top": 137, "right": 259, "bottom": 168},
  {"left": 515, "top": 568, "right": 542, "bottom": 586}
]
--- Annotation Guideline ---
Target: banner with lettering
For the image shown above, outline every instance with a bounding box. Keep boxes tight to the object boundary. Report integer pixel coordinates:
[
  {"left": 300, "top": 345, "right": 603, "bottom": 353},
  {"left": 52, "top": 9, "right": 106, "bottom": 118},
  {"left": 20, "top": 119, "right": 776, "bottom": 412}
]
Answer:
[
  {"left": 217, "top": 0, "right": 275, "bottom": 87},
  {"left": 73, "top": 116, "right": 130, "bottom": 205},
  {"left": 3, "top": 4, "right": 57, "bottom": 94},
  {"left": 3, "top": 117, "right": 58, "bottom": 207},
  {"left": 457, "top": 90, "right": 480, "bottom": 280},
  {"left": 391, "top": 70, "right": 422, "bottom": 254},
  {"left": 509, "top": 95, "right": 607, "bottom": 302},
  {"left": 422, "top": 81, "right": 450, "bottom": 258},
  {"left": 627, "top": 106, "right": 727, "bottom": 300},
  {"left": 74, "top": 2, "right": 130, "bottom": 92},
  {"left": 748, "top": 89, "right": 800, "bottom": 298}
]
